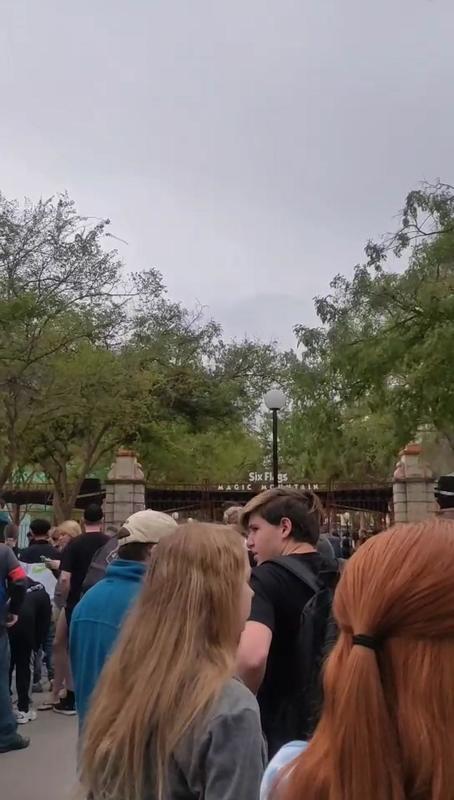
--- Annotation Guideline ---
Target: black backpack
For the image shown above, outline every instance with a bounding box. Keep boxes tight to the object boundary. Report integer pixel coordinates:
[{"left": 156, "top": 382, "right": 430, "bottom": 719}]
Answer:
[{"left": 271, "top": 556, "right": 340, "bottom": 741}]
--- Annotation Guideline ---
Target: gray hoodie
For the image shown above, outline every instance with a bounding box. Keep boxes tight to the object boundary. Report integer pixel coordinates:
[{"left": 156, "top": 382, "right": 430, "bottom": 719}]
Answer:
[{"left": 145, "top": 677, "right": 267, "bottom": 800}]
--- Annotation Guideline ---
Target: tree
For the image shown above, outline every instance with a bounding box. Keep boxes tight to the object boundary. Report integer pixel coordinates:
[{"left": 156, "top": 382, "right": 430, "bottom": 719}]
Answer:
[
  {"left": 279, "top": 400, "right": 399, "bottom": 484},
  {"left": 277, "top": 345, "right": 398, "bottom": 484},
  {"left": 289, "top": 183, "right": 454, "bottom": 480},
  {"left": 0, "top": 192, "right": 132, "bottom": 486},
  {"left": 130, "top": 296, "right": 288, "bottom": 482},
  {"left": 0, "top": 192, "right": 169, "bottom": 502},
  {"left": 27, "top": 344, "right": 153, "bottom": 520},
  {"left": 137, "top": 418, "right": 263, "bottom": 485},
  {"left": 0, "top": 190, "right": 290, "bottom": 509},
  {"left": 130, "top": 287, "right": 290, "bottom": 427},
  {"left": 213, "top": 339, "right": 291, "bottom": 425}
]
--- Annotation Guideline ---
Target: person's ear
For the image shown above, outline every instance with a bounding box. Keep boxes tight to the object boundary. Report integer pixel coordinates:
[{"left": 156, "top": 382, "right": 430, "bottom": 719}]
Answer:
[{"left": 280, "top": 517, "right": 293, "bottom": 540}]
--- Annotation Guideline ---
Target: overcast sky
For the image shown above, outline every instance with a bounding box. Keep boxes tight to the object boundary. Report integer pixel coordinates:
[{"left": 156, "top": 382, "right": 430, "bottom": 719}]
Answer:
[{"left": 1, "top": 0, "right": 453, "bottom": 347}]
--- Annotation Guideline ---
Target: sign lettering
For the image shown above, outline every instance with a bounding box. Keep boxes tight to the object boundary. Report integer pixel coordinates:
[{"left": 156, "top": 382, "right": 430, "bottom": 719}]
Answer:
[
  {"left": 216, "top": 482, "right": 319, "bottom": 492},
  {"left": 248, "top": 471, "right": 289, "bottom": 483}
]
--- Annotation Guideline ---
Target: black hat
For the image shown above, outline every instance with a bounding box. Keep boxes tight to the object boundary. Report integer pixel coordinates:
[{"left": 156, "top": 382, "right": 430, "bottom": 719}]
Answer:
[{"left": 435, "top": 474, "right": 454, "bottom": 508}]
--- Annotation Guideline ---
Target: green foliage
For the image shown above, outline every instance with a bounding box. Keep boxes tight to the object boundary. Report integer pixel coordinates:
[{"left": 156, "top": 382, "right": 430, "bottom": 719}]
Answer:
[
  {"left": 137, "top": 419, "right": 263, "bottom": 485},
  {"left": 28, "top": 345, "right": 153, "bottom": 519},
  {"left": 279, "top": 402, "right": 398, "bottom": 484},
  {"left": 287, "top": 182, "right": 454, "bottom": 480},
  {"left": 10, "top": 182, "right": 453, "bottom": 499},
  {"left": 213, "top": 340, "right": 289, "bottom": 425},
  {"left": 0, "top": 191, "right": 283, "bottom": 515},
  {"left": 0, "top": 192, "right": 131, "bottom": 487}
]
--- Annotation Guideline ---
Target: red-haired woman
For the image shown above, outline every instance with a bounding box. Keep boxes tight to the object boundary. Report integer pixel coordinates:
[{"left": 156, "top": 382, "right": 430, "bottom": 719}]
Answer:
[{"left": 262, "top": 518, "right": 454, "bottom": 800}]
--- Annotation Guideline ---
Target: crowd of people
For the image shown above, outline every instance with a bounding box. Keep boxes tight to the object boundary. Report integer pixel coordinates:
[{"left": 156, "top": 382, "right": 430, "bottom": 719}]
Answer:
[{"left": 1, "top": 479, "right": 454, "bottom": 799}]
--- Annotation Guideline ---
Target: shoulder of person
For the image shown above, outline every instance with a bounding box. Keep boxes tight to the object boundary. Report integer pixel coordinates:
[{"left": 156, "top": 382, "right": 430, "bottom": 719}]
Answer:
[
  {"left": 192, "top": 678, "right": 264, "bottom": 763},
  {"left": 251, "top": 560, "right": 282, "bottom": 583},
  {"left": 173, "top": 678, "right": 266, "bottom": 800},
  {"left": 254, "top": 554, "right": 322, "bottom": 580},
  {"left": 251, "top": 556, "right": 313, "bottom": 577},
  {"left": 0, "top": 541, "right": 18, "bottom": 566},
  {"left": 173, "top": 679, "right": 261, "bottom": 760},
  {"left": 2, "top": 542, "right": 20, "bottom": 565},
  {"left": 209, "top": 677, "right": 261, "bottom": 722},
  {"left": 65, "top": 535, "right": 81, "bottom": 550},
  {"left": 60, "top": 536, "right": 78, "bottom": 564},
  {"left": 250, "top": 559, "right": 295, "bottom": 594},
  {"left": 28, "top": 581, "right": 49, "bottom": 597},
  {"left": 261, "top": 741, "right": 308, "bottom": 800}
]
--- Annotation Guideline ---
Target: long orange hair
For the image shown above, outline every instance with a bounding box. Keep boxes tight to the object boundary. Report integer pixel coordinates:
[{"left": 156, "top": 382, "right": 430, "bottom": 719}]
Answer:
[{"left": 279, "top": 519, "right": 454, "bottom": 800}]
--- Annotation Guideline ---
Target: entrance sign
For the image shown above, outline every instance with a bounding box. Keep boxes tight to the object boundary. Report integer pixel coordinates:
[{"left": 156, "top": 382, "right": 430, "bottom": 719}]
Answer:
[
  {"left": 248, "top": 471, "right": 288, "bottom": 483},
  {"left": 216, "top": 480, "right": 319, "bottom": 492}
]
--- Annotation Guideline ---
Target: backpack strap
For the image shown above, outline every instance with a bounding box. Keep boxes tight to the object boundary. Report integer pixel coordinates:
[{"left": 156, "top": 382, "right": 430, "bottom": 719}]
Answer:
[{"left": 269, "top": 556, "right": 321, "bottom": 594}]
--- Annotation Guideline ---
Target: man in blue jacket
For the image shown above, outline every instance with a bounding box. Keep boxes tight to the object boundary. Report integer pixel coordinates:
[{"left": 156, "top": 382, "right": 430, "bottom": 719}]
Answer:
[{"left": 69, "top": 509, "right": 177, "bottom": 728}]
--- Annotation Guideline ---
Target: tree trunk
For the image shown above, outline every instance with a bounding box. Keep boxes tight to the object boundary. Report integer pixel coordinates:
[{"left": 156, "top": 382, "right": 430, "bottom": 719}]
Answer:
[
  {"left": 48, "top": 428, "right": 113, "bottom": 521},
  {"left": 52, "top": 488, "right": 67, "bottom": 524},
  {"left": 0, "top": 456, "right": 15, "bottom": 492},
  {"left": 52, "top": 478, "right": 85, "bottom": 523}
]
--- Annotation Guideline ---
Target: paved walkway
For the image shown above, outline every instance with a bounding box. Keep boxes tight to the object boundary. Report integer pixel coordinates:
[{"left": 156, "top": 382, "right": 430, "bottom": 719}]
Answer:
[{"left": 1, "top": 705, "right": 78, "bottom": 800}]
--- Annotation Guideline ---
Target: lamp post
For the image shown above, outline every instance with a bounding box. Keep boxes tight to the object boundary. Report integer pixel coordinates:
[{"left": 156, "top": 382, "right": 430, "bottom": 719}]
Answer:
[{"left": 264, "top": 388, "right": 287, "bottom": 487}]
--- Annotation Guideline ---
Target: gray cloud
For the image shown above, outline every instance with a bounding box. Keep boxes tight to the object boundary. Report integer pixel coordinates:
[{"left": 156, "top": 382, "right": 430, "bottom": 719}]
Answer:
[
  {"left": 208, "top": 293, "right": 316, "bottom": 350},
  {"left": 1, "top": 0, "right": 453, "bottom": 346}
]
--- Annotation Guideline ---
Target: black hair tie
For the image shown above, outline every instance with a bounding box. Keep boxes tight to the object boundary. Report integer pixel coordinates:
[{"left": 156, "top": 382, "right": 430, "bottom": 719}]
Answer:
[{"left": 352, "top": 634, "right": 380, "bottom": 652}]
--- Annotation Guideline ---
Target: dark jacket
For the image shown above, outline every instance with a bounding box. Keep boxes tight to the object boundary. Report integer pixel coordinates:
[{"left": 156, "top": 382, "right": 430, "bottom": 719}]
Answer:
[
  {"left": 0, "top": 543, "right": 27, "bottom": 633},
  {"left": 19, "top": 540, "right": 60, "bottom": 563},
  {"left": 8, "top": 578, "right": 51, "bottom": 650}
]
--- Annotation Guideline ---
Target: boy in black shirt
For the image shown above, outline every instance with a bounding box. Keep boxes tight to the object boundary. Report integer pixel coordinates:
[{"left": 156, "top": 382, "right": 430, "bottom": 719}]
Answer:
[
  {"left": 57, "top": 505, "right": 108, "bottom": 714},
  {"left": 236, "top": 487, "right": 324, "bottom": 757},
  {"left": 19, "top": 519, "right": 59, "bottom": 563}
]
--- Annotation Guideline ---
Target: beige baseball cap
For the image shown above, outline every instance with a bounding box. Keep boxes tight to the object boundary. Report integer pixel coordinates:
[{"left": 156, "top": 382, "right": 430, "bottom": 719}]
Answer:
[{"left": 118, "top": 509, "right": 178, "bottom": 546}]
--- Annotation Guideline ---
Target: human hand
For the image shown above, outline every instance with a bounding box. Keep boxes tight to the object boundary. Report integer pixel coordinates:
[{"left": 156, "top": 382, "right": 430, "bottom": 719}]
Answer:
[{"left": 44, "top": 559, "right": 60, "bottom": 571}]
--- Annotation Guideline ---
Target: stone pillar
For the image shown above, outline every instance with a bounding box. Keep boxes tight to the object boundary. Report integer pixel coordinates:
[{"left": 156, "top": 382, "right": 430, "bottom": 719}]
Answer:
[
  {"left": 392, "top": 443, "right": 436, "bottom": 523},
  {"left": 104, "top": 449, "right": 145, "bottom": 529}
]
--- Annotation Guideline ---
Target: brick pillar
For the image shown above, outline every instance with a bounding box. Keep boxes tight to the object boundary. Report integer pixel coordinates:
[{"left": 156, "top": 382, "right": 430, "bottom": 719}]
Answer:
[
  {"left": 104, "top": 449, "right": 145, "bottom": 529},
  {"left": 392, "top": 443, "right": 436, "bottom": 523}
]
